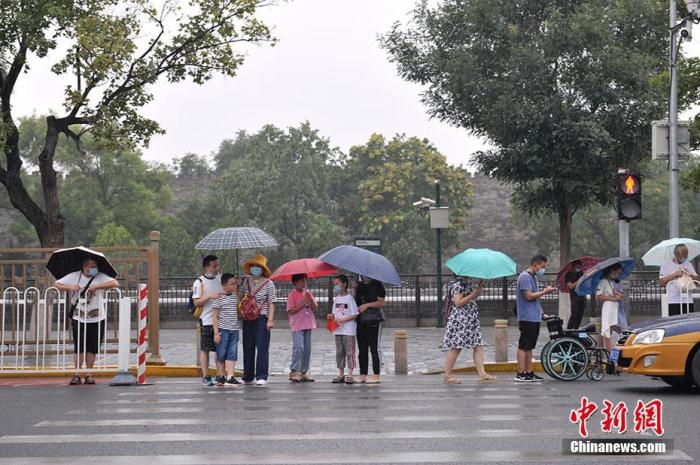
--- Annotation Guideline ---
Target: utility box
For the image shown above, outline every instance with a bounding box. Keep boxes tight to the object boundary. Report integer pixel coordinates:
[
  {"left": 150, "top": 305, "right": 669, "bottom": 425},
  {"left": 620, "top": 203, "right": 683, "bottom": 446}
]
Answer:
[
  {"left": 651, "top": 120, "right": 691, "bottom": 161},
  {"left": 429, "top": 207, "right": 449, "bottom": 229}
]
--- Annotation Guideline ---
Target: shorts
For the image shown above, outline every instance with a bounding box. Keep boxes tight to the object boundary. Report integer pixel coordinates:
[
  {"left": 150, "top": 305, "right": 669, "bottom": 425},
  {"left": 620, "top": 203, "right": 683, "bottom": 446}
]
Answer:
[
  {"left": 518, "top": 321, "right": 540, "bottom": 351},
  {"left": 200, "top": 324, "right": 216, "bottom": 352},
  {"left": 216, "top": 329, "right": 239, "bottom": 362},
  {"left": 71, "top": 320, "right": 106, "bottom": 354}
]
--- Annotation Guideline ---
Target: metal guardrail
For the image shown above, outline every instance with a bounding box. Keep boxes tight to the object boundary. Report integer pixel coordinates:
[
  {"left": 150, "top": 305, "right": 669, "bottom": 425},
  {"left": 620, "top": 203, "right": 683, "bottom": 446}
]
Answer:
[{"left": 156, "top": 272, "right": 668, "bottom": 322}]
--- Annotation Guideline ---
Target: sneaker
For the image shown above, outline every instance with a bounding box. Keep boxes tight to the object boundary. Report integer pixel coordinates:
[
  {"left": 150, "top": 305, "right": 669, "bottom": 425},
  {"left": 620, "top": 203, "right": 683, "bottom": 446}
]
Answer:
[
  {"left": 289, "top": 372, "right": 302, "bottom": 383},
  {"left": 69, "top": 375, "right": 82, "bottom": 385},
  {"left": 301, "top": 373, "right": 315, "bottom": 382},
  {"left": 83, "top": 375, "right": 96, "bottom": 385},
  {"left": 242, "top": 379, "right": 255, "bottom": 385},
  {"left": 255, "top": 379, "right": 267, "bottom": 386},
  {"left": 226, "top": 376, "right": 242, "bottom": 385},
  {"left": 514, "top": 372, "right": 533, "bottom": 383},
  {"left": 528, "top": 372, "right": 543, "bottom": 381},
  {"left": 202, "top": 376, "right": 214, "bottom": 387},
  {"left": 216, "top": 375, "right": 226, "bottom": 386}
]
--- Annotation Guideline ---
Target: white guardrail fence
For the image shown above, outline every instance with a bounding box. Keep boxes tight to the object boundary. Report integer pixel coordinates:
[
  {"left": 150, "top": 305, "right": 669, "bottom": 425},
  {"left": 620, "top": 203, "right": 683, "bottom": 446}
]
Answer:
[
  {"left": 662, "top": 280, "right": 700, "bottom": 317},
  {"left": 0, "top": 285, "right": 148, "bottom": 385}
]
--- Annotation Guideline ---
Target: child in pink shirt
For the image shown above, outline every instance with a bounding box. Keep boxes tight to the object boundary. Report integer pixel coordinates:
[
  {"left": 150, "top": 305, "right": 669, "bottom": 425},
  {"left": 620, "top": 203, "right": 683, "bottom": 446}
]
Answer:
[{"left": 287, "top": 273, "right": 317, "bottom": 382}]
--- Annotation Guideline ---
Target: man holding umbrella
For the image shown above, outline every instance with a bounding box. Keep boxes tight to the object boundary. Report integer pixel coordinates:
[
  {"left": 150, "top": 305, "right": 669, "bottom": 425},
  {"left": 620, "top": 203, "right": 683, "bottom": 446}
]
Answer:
[
  {"left": 50, "top": 248, "right": 119, "bottom": 385},
  {"left": 659, "top": 244, "right": 698, "bottom": 315}
]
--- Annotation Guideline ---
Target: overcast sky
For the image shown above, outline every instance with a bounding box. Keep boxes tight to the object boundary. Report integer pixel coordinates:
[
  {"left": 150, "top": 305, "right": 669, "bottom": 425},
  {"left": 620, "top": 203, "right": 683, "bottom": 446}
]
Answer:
[{"left": 12, "top": 0, "right": 700, "bottom": 169}]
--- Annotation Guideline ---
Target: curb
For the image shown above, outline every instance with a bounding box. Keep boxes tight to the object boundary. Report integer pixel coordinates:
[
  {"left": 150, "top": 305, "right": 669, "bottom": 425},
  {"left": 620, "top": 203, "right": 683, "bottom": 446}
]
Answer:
[
  {"left": 422, "top": 360, "right": 543, "bottom": 375},
  {"left": 0, "top": 366, "right": 242, "bottom": 378}
]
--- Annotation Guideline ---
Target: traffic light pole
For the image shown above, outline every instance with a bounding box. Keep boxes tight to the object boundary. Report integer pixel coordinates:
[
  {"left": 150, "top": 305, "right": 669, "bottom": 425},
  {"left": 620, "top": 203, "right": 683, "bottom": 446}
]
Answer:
[{"left": 619, "top": 219, "right": 632, "bottom": 322}]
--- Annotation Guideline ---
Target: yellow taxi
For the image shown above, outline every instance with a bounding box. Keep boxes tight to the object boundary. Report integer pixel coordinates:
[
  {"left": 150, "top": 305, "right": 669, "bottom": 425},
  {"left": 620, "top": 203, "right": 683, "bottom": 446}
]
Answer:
[{"left": 612, "top": 313, "right": 700, "bottom": 388}]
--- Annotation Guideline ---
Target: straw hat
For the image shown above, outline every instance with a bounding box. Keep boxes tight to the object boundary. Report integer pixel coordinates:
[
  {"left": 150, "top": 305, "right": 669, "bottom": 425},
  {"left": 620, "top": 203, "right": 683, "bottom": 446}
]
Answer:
[{"left": 243, "top": 254, "right": 272, "bottom": 278}]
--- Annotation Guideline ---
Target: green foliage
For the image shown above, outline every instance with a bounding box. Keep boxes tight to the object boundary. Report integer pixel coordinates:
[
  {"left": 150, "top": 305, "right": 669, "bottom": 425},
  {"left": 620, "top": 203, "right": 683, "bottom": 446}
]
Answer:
[
  {"left": 1, "top": 0, "right": 276, "bottom": 246},
  {"left": 342, "top": 134, "right": 472, "bottom": 272},
  {"left": 380, "top": 0, "right": 669, "bottom": 262},
  {"left": 94, "top": 223, "right": 137, "bottom": 247}
]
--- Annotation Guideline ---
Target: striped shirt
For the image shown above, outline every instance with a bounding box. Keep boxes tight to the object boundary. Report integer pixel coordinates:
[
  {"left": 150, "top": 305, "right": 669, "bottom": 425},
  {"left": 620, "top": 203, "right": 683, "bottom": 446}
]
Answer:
[
  {"left": 243, "top": 278, "right": 276, "bottom": 316},
  {"left": 212, "top": 293, "right": 239, "bottom": 330}
]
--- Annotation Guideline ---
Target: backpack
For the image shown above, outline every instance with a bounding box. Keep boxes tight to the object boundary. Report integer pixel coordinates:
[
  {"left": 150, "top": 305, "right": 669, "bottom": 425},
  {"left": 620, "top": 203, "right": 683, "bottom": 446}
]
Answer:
[
  {"left": 187, "top": 278, "right": 203, "bottom": 319},
  {"left": 239, "top": 279, "right": 269, "bottom": 321},
  {"left": 442, "top": 282, "right": 455, "bottom": 324}
]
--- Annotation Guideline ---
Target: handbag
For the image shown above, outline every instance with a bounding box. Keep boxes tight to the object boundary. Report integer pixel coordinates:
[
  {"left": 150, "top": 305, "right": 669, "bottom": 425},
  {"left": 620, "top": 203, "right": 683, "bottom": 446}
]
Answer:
[
  {"left": 187, "top": 278, "right": 204, "bottom": 319},
  {"left": 359, "top": 307, "right": 385, "bottom": 324},
  {"left": 68, "top": 275, "right": 97, "bottom": 319},
  {"left": 239, "top": 279, "right": 268, "bottom": 321}
]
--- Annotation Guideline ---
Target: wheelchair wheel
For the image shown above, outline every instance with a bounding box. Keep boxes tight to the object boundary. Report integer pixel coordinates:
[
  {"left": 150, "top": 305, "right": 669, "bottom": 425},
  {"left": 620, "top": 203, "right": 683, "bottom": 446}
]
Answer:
[
  {"left": 586, "top": 364, "right": 605, "bottom": 381},
  {"left": 541, "top": 337, "right": 589, "bottom": 381}
]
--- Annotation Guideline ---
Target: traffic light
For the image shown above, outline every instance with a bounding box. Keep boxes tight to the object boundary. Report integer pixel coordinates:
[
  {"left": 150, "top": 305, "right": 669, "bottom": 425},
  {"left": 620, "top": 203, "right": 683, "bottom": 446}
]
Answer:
[{"left": 617, "top": 173, "right": 642, "bottom": 221}]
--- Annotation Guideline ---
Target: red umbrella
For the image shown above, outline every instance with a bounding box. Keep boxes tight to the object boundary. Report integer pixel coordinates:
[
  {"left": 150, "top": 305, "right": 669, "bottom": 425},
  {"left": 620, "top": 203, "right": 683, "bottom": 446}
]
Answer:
[
  {"left": 270, "top": 258, "right": 338, "bottom": 282},
  {"left": 556, "top": 256, "right": 602, "bottom": 292}
]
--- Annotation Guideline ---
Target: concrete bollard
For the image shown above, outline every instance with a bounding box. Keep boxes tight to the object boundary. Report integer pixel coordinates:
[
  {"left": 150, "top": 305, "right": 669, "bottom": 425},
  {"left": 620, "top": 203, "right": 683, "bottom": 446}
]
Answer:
[
  {"left": 494, "top": 319, "right": 508, "bottom": 362},
  {"left": 394, "top": 330, "right": 408, "bottom": 374}
]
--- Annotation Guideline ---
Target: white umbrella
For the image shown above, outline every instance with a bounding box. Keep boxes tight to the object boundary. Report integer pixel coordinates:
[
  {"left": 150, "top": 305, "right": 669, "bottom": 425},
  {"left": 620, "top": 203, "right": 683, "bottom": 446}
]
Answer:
[{"left": 641, "top": 238, "right": 700, "bottom": 266}]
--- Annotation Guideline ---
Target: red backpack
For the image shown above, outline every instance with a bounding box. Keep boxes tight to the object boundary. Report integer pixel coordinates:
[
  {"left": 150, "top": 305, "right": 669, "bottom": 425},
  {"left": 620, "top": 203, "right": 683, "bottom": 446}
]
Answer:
[{"left": 240, "top": 279, "right": 269, "bottom": 321}]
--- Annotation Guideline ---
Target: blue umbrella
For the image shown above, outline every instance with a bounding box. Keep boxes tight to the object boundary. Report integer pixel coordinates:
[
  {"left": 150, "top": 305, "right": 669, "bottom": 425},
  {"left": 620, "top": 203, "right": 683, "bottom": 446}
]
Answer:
[
  {"left": 574, "top": 257, "right": 636, "bottom": 296},
  {"left": 319, "top": 245, "right": 401, "bottom": 287}
]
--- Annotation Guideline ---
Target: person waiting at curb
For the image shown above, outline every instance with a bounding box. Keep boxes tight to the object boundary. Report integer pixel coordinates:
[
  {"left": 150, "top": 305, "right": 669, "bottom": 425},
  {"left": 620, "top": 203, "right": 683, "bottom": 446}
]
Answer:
[
  {"left": 192, "top": 255, "right": 223, "bottom": 387},
  {"left": 212, "top": 273, "right": 242, "bottom": 386}
]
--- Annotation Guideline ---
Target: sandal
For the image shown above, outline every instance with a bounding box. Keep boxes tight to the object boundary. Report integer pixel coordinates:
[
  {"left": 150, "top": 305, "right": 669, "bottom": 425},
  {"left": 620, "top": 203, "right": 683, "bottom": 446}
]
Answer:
[
  {"left": 344, "top": 376, "right": 355, "bottom": 385},
  {"left": 443, "top": 376, "right": 461, "bottom": 384},
  {"left": 84, "top": 375, "right": 96, "bottom": 385},
  {"left": 479, "top": 374, "right": 497, "bottom": 382},
  {"left": 69, "top": 375, "right": 82, "bottom": 385},
  {"left": 331, "top": 376, "right": 344, "bottom": 384},
  {"left": 366, "top": 376, "right": 381, "bottom": 384}
]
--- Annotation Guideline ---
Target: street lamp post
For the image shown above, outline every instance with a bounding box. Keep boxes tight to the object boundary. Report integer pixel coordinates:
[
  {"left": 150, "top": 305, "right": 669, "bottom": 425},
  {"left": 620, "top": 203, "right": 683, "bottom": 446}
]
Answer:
[
  {"left": 670, "top": 0, "right": 680, "bottom": 238},
  {"left": 435, "top": 180, "right": 443, "bottom": 327}
]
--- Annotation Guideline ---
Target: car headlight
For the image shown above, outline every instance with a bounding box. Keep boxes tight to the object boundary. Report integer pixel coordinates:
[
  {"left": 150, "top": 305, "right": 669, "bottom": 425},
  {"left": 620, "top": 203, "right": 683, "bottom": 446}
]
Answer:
[{"left": 634, "top": 329, "right": 665, "bottom": 344}]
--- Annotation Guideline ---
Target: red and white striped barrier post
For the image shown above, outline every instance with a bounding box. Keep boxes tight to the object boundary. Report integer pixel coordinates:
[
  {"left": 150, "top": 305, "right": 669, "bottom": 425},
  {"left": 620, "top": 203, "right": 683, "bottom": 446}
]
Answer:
[{"left": 137, "top": 283, "right": 149, "bottom": 385}]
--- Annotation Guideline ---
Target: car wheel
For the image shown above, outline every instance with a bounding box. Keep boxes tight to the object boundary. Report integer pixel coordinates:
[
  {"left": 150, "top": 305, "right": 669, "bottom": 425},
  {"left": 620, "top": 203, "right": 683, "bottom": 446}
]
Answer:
[
  {"left": 659, "top": 376, "right": 691, "bottom": 388},
  {"left": 689, "top": 348, "right": 700, "bottom": 388}
]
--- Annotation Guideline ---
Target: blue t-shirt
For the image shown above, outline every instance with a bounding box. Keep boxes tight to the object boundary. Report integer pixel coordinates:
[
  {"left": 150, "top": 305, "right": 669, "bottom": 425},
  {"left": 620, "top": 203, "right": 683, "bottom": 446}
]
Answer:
[{"left": 516, "top": 270, "right": 542, "bottom": 322}]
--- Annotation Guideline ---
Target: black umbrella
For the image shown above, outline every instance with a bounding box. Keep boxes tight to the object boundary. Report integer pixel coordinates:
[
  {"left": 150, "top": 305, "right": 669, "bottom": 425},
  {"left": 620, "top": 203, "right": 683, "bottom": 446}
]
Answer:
[{"left": 46, "top": 246, "right": 118, "bottom": 280}]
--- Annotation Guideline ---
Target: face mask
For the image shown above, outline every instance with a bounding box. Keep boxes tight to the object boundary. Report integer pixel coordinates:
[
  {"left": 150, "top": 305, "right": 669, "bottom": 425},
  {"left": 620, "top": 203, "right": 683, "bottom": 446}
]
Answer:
[
  {"left": 250, "top": 266, "right": 263, "bottom": 277},
  {"left": 204, "top": 272, "right": 216, "bottom": 279},
  {"left": 536, "top": 267, "right": 545, "bottom": 276},
  {"left": 334, "top": 285, "right": 343, "bottom": 294},
  {"left": 87, "top": 267, "right": 98, "bottom": 277}
]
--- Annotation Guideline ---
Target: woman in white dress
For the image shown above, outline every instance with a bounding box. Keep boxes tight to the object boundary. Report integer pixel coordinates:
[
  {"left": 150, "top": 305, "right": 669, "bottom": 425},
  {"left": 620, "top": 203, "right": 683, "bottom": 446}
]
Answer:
[{"left": 596, "top": 264, "right": 624, "bottom": 373}]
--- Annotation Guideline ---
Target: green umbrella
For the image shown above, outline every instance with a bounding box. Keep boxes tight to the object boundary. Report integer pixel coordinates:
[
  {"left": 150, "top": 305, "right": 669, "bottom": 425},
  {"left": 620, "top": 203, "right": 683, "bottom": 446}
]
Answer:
[{"left": 445, "top": 248, "right": 517, "bottom": 279}]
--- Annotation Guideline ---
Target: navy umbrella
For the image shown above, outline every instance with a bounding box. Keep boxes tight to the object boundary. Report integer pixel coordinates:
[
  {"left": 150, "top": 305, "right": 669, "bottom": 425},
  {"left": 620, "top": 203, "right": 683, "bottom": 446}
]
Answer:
[
  {"left": 319, "top": 245, "right": 401, "bottom": 287},
  {"left": 574, "top": 257, "right": 636, "bottom": 296}
]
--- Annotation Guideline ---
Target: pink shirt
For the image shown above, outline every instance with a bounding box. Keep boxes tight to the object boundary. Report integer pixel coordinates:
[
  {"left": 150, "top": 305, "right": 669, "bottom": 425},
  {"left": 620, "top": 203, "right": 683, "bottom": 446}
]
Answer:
[{"left": 287, "top": 289, "right": 317, "bottom": 332}]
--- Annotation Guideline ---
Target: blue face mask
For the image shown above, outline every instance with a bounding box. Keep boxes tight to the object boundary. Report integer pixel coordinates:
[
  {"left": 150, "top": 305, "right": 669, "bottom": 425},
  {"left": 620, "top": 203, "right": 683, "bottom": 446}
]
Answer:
[
  {"left": 87, "top": 267, "right": 98, "bottom": 277},
  {"left": 334, "top": 285, "right": 343, "bottom": 294},
  {"left": 536, "top": 267, "right": 545, "bottom": 276},
  {"left": 250, "top": 266, "right": 263, "bottom": 277}
]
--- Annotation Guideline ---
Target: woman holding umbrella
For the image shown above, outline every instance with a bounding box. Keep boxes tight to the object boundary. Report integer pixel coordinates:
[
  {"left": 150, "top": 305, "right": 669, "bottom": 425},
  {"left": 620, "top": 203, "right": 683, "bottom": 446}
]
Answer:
[
  {"left": 240, "top": 255, "right": 276, "bottom": 386},
  {"left": 49, "top": 247, "right": 119, "bottom": 386},
  {"left": 596, "top": 264, "right": 627, "bottom": 356},
  {"left": 442, "top": 248, "right": 512, "bottom": 384},
  {"left": 442, "top": 277, "right": 495, "bottom": 384}
]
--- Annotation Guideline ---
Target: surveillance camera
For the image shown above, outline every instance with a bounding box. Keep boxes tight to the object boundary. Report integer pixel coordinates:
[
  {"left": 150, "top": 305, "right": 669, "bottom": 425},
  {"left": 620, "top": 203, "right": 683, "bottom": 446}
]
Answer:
[
  {"left": 413, "top": 197, "right": 436, "bottom": 209},
  {"left": 420, "top": 197, "right": 436, "bottom": 206},
  {"left": 412, "top": 200, "right": 425, "bottom": 208},
  {"left": 681, "top": 23, "right": 693, "bottom": 41}
]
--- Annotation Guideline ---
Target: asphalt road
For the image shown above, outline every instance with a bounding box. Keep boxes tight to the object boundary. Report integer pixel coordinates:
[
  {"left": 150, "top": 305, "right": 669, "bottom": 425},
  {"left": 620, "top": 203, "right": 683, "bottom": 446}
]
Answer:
[{"left": 0, "top": 373, "right": 697, "bottom": 464}]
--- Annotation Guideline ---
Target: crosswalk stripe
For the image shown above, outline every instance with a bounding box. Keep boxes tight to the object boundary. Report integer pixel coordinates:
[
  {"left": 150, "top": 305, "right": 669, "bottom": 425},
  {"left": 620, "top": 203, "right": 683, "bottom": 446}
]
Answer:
[
  {"left": 34, "top": 414, "right": 559, "bottom": 427},
  {"left": 0, "top": 450, "right": 691, "bottom": 464},
  {"left": 0, "top": 428, "right": 565, "bottom": 444}
]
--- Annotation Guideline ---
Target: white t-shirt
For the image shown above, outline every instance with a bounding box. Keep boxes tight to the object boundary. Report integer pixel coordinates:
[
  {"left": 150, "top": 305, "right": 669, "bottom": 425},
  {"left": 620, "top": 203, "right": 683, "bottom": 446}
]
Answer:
[
  {"left": 192, "top": 274, "right": 223, "bottom": 326},
  {"left": 332, "top": 293, "right": 359, "bottom": 336},
  {"left": 660, "top": 260, "right": 697, "bottom": 304},
  {"left": 56, "top": 271, "right": 114, "bottom": 323}
]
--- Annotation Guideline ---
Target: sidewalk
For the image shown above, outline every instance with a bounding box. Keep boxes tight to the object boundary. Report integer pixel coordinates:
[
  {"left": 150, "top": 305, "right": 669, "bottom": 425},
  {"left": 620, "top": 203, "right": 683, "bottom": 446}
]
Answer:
[{"left": 158, "top": 326, "right": 551, "bottom": 375}]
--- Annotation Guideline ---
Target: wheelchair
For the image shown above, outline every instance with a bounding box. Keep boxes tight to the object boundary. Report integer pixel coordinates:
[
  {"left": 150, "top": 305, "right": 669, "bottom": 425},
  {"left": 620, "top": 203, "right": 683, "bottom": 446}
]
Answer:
[{"left": 540, "top": 316, "right": 609, "bottom": 381}]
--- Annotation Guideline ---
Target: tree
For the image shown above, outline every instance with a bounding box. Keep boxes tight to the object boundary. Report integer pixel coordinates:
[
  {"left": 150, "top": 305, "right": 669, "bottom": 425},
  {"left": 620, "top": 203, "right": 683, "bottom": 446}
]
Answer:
[
  {"left": 0, "top": 0, "right": 275, "bottom": 246},
  {"left": 342, "top": 134, "right": 472, "bottom": 273},
  {"left": 381, "top": 0, "right": 669, "bottom": 264},
  {"left": 214, "top": 122, "right": 346, "bottom": 265}
]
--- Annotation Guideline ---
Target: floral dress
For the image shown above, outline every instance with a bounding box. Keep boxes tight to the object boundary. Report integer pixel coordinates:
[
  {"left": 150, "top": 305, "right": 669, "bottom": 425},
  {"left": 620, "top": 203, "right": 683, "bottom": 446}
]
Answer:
[{"left": 442, "top": 279, "right": 484, "bottom": 350}]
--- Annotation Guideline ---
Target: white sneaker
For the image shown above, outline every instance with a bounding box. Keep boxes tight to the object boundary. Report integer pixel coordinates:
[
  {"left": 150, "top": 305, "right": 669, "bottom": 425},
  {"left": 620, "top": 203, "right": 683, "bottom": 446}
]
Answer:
[{"left": 255, "top": 379, "right": 267, "bottom": 386}]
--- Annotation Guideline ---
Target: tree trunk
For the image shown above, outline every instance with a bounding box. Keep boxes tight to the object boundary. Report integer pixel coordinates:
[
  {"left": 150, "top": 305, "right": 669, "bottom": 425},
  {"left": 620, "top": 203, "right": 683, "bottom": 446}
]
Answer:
[{"left": 558, "top": 208, "right": 573, "bottom": 267}]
